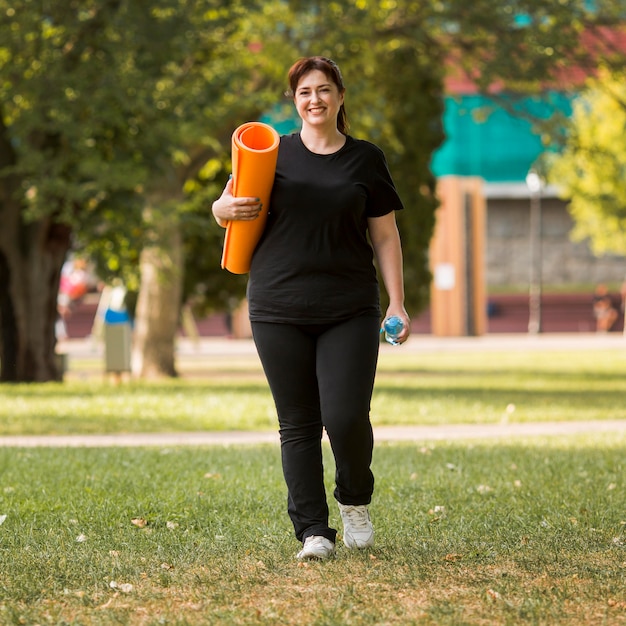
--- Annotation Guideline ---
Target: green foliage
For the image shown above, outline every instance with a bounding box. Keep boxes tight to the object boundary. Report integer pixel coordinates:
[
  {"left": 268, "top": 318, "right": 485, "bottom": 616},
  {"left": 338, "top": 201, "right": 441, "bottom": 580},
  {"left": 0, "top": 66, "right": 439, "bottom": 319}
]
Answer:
[
  {"left": 2, "top": 1, "right": 156, "bottom": 219},
  {"left": 0, "top": 0, "right": 296, "bottom": 286},
  {"left": 375, "top": 46, "right": 444, "bottom": 311},
  {"left": 547, "top": 69, "right": 626, "bottom": 256}
]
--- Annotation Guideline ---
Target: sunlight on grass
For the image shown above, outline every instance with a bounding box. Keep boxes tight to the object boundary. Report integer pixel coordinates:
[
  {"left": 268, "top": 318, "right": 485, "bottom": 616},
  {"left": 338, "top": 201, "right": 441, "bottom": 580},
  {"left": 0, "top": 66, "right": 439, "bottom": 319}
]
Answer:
[
  {"left": 1, "top": 348, "right": 625, "bottom": 435},
  {"left": 0, "top": 433, "right": 623, "bottom": 625}
]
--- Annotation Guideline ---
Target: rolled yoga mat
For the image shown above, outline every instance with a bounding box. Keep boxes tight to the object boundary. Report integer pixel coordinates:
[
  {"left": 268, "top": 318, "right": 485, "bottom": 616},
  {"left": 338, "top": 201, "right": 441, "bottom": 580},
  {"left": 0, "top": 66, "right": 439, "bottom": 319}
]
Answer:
[{"left": 221, "top": 122, "right": 280, "bottom": 274}]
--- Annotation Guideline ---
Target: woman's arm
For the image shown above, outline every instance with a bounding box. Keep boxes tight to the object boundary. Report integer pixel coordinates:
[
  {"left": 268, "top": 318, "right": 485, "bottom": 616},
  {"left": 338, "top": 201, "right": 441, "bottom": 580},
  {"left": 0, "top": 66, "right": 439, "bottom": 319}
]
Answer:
[
  {"left": 368, "top": 212, "right": 411, "bottom": 344},
  {"left": 212, "top": 177, "right": 263, "bottom": 228}
]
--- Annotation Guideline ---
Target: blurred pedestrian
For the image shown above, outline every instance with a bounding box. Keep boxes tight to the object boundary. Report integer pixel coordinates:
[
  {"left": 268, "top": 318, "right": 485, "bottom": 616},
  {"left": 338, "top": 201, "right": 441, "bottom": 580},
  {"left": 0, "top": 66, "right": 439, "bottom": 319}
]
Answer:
[{"left": 592, "top": 284, "right": 618, "bottom": 333}]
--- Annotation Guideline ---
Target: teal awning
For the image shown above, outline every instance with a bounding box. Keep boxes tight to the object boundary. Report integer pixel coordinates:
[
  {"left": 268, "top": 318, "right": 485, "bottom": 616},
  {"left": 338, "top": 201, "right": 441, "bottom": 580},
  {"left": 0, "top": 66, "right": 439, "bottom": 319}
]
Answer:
[{"left": 431, "top": 93, "right": 573, "bottom": 182}]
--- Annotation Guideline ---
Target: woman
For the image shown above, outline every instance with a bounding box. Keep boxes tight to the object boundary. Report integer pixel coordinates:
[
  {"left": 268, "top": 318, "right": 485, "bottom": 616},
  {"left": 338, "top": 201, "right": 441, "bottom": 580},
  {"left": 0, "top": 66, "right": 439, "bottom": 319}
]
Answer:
[{"left": 212, "top": 56, "right": 410, "bottom": 560}]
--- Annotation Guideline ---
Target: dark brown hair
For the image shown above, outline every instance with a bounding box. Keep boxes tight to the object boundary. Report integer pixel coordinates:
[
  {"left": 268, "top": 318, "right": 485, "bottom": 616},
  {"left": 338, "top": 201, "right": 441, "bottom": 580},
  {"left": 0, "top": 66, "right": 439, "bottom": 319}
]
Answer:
[{"left": 287, "top": 56, "right": 349, "bottom": 135}]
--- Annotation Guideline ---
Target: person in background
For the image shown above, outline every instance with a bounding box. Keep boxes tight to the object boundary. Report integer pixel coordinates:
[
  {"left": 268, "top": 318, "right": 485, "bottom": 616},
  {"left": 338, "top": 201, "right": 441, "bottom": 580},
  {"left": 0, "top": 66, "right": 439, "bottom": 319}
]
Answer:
[
  {"left": 56, "top": 257, "right": 90, "bottom": 341},
  {"left": 592, "top": 284, "right": 618, "bottom": 333},
  {"left": 212, "top": 56, "right": 410, "bottom": 560},
  {"left": 619, "top": 278, "right": 626, "bottom": 336}
]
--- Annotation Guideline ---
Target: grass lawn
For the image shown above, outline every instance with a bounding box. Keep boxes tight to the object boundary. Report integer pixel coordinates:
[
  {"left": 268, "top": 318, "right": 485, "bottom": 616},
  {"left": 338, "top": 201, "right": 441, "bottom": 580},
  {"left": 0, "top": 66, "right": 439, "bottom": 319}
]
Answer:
[
  {"left": 0, "top": 435, "right": 624, "bottom": 625},
  {"left": 0, "top": 348, "right": 625, "bottom": 435},
  {"left": 0, "top": 343, "right": 624, "bottom": 623}
]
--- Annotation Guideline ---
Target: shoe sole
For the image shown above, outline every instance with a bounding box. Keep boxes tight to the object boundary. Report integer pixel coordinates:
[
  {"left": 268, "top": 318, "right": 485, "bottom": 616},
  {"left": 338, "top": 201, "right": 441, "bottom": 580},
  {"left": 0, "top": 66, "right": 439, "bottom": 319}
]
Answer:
[
  {"left": 297, "top": 549, "right": 335, "bottom": 560},
  {"left": 343, "top": 536, "right": 374, "bottom": 549}
]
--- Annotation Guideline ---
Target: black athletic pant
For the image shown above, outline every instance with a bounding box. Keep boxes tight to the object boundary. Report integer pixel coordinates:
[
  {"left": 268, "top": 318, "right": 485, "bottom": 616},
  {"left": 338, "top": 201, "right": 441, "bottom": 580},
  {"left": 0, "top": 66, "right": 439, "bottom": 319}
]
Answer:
[{"left": 251, "top": 315, "right": 380, "bottom": 544}]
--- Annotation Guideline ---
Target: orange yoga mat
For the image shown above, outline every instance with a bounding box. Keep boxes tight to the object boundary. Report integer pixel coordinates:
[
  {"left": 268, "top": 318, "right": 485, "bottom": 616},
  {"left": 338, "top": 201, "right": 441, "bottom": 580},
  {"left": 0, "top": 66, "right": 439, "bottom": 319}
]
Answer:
[{"left": 221, "top": 122, "right": 280, "bottom": 274}]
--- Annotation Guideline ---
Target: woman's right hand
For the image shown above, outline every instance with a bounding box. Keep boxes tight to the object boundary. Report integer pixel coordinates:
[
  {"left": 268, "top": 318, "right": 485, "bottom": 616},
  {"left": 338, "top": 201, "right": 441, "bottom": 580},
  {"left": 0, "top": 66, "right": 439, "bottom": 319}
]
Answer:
[{"left": 212, "top": 177, "right": 263, "bottom": 227}]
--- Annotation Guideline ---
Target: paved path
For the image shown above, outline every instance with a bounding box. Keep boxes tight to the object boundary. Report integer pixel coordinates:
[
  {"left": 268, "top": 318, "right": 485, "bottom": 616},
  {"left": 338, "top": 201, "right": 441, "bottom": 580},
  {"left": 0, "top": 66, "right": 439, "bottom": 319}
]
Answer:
[
  {"left": 60, "top": 331, "right": 626, "bottom": 360},
  {"left": 1, "top": 420, "right": 625, "bottom": 448}
]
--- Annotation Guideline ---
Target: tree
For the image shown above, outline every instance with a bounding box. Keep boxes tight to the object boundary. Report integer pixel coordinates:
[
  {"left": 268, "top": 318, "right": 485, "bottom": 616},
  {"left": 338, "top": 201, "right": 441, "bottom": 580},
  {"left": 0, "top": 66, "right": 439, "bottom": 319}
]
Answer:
[
  {"left": 546, "top": 69, "right": 626, "bottom": 256},
  {"left": 0, "top": 0, "right": 295, "bottom": 381},
  {"left": 129, "top": 2, "right": 301, "bottom": 377},
  {"left": 1, "top": 0, "right": 153, "bottom": 381}
]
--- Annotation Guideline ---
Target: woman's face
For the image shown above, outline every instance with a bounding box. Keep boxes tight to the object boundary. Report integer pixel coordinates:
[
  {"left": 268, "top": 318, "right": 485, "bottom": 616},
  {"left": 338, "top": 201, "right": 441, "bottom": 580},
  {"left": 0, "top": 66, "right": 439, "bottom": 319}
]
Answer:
[{"left": 294, "top": 69, "right": 344, "bottom": 129}]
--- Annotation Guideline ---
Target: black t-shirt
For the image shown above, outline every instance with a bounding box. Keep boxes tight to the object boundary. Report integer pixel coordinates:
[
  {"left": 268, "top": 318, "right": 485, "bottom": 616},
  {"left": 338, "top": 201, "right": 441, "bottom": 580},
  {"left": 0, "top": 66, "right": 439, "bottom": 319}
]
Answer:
[{"left": 247, "top": 133, "right": 404, "bottom": 323}]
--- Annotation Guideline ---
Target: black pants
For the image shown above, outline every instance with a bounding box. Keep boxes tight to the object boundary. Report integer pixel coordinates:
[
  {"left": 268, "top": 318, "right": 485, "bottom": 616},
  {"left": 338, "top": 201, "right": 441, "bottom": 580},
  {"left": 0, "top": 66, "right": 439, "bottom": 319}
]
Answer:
[{"left": 251, "top": 316, "right": 380, "bottom": 543}]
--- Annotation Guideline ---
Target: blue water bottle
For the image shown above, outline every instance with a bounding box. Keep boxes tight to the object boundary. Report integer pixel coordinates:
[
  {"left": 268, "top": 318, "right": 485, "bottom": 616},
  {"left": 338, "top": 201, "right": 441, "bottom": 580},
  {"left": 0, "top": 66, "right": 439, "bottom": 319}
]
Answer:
[{"left": 382, "top": 316, "right": 404, "bottom": 346}]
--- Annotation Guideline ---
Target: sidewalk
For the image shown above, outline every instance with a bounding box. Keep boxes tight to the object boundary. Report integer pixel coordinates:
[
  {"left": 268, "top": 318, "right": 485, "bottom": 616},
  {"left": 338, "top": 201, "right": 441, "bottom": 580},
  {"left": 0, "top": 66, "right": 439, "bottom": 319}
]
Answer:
[
  {"left": 60, "top": 331, "right": 626, "bottom": 360},
  {"left": 2, "top": 420, "right": 625, "bottom": 448}
]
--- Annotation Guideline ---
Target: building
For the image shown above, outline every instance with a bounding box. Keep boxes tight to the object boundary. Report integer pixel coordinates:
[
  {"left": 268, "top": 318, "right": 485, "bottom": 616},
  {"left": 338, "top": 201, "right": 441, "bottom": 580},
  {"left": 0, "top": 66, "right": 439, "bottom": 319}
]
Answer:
[{"left": 433, "top": 80, "right": 626, "bottom": 295}]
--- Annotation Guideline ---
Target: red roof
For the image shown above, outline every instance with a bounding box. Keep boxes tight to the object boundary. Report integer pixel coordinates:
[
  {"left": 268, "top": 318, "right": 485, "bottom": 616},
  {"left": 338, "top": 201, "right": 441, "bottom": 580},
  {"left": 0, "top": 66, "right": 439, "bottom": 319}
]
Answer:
[{"left": 443, "top": 25, "right": 626, "bottom": 95}]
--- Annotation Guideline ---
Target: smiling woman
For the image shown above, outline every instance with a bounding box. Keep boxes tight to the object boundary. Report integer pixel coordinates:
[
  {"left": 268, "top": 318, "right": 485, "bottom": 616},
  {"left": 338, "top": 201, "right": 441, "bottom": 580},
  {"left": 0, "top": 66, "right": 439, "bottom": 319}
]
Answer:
[
  {"left": 212, "top": 55, "right": 409, "bottom": 561},
  {"left": 292, "top": 70, "right": 345, "bottom": 152},
  {"left": 289, "top": 56, "right": 349, "bottom": 141}
]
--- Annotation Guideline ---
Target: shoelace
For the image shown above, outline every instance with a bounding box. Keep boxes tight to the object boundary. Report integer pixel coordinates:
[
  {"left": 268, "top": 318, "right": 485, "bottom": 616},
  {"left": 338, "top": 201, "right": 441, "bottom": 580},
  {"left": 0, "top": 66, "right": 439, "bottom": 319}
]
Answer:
[{"left": 344, "top": 507, "right": 370, "bottom": 529}]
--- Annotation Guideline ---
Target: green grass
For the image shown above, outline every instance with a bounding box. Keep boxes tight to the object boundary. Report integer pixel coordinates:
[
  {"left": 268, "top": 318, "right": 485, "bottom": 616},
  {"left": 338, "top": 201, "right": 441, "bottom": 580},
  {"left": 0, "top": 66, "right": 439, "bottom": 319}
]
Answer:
[
  {"left": 0, "top": 348, "right": 625, "bottom": 435},
  {"left": 0, "top": 345, "right": 625, "bottom": 623},
  {"left": 373, "top": 349, "right": 626, "bottom": 426},
  {"left": 0, "top": 435, "right": 624, "bottom": 625}
]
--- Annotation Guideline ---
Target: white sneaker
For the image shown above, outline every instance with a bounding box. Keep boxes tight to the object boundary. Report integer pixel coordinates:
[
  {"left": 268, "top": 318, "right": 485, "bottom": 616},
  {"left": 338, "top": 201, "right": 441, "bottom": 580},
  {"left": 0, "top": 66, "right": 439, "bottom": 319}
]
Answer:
[
  {"left": 296, "top": 535, "right": 336, "bottom": 560},
  {"left": 338, "top": 503, "right": 374, "bottom": 549}
]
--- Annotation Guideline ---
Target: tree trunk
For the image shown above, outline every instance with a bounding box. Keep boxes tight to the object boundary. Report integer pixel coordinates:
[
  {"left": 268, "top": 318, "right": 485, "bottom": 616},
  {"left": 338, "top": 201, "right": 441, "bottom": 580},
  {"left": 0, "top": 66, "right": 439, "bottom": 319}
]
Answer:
[
  {"left": 0, "top": 210, "right": 70, "bottom": 383},
  {"left": 131, "top": 202, "right": 183, "bottom": 379},
  {"left": 0, "top": 114, "right": 71, "bottom": 382}
]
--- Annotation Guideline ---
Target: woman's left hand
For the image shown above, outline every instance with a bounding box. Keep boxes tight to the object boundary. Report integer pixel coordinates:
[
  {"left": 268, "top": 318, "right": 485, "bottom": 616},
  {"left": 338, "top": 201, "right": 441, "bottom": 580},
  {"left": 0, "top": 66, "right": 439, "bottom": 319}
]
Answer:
[{"left": 382, "top": 308, "right": 411, "bottom": 344}]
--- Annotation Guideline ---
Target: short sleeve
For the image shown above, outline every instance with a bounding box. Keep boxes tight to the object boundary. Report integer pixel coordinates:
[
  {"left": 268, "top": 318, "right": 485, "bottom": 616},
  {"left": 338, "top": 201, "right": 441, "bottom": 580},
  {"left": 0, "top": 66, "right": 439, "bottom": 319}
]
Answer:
[{"left": 365, "top": 144, "right": 405, "bottom": 218}]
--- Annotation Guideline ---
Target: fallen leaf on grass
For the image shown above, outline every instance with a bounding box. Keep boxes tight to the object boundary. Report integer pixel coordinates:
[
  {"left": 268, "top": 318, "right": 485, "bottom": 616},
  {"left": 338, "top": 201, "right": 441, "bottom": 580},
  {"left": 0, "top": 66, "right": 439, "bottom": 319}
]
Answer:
[
  {"left": 131, "top": 518, "right": 148, "bottom": 528},
  {"left": 487, "top": 588, "right": 515, "bottom": 608},
  {"left": 428, "top": 505, "right": 446, "bottom": 522},
  {"left": 487, "top": 588, "right": 501, "bottom": 601},
  {"left": 444, "top": 553, "right": 463, "bottom": 562},
  {"left": 608, "top": 599, "right": 626, "bottom": 609},
  {"left": 109, "top": 581, "right": 134, "bottom": 593}
]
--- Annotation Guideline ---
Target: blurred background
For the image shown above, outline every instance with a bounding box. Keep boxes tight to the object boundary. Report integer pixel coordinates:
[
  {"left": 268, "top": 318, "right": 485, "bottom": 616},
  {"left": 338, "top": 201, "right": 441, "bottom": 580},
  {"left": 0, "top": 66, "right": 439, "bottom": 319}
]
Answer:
[{"left": 1, "top": 0, "right": 626, "bottom": 382}]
